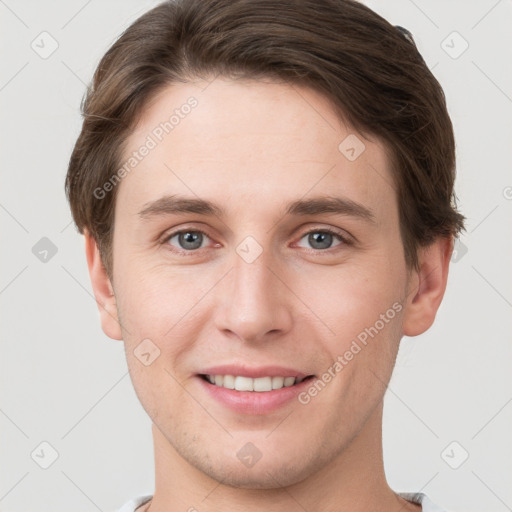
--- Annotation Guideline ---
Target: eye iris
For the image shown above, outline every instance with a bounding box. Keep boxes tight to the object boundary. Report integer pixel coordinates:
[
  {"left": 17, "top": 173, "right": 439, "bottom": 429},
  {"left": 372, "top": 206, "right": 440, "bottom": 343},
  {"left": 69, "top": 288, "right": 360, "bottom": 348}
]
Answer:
[
  {"left": 179, "top": 231, "right": 203, "bottom": 250},
  {"left": 309, "top": 232, "right": 333, "bottom": 250}
]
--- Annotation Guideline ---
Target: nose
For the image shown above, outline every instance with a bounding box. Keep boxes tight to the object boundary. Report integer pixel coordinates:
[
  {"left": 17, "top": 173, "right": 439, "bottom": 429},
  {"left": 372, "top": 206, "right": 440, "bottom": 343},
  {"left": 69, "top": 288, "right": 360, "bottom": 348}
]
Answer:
[{"left": 214, "top": 244, "right": 294, "bottom": 344}]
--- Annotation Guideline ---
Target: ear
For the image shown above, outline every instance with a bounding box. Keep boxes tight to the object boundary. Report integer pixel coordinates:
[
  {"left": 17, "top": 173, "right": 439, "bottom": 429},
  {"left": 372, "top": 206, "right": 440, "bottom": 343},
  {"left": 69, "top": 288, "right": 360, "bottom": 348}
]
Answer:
[
  {"left": 402, "top": 236, "right": 453, "bottom": 337},
  {"left": 84, "top": 230, "right": 123, "bottom": 340}
]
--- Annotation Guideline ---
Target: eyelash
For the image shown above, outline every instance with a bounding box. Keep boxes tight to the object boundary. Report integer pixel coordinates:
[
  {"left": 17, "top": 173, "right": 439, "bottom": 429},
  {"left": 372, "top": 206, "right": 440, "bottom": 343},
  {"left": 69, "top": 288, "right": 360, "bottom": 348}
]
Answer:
[{"left": 160, "top": 226, "right": 352, "bottom": 255}]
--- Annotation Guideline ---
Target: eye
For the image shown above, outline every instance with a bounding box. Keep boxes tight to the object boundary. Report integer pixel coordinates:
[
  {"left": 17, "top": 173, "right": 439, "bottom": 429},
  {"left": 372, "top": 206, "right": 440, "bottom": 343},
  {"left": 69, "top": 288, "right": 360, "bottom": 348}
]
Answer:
[
  {"left": 296, "top": 228, "right": 350, "bottom": 251},
  {"left": 161, "top": 227, "right": 351, "bottom": 255},
  {"left": 164, "top": 229, "right": 212, "bottom": 252}
]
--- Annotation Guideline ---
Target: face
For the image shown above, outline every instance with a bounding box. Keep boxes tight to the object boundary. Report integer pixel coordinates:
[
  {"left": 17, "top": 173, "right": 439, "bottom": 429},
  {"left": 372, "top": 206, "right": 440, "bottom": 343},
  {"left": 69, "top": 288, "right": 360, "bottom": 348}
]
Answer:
[{"left": 104, "top": 77, "right": 415, "bottom": 487}]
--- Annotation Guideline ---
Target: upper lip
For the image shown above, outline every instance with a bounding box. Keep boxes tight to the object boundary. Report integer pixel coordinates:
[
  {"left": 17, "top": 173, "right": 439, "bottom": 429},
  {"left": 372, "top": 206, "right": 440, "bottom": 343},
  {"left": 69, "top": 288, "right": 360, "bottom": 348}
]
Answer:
[{"left": 198, "top": 364, "right": 313, "bottom": 379}]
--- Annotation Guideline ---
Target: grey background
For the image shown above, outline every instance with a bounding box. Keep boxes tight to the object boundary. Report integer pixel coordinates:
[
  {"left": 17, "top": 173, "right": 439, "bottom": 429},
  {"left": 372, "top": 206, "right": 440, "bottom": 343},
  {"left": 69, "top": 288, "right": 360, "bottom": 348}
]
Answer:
[{"left": 1, "top": 0, "right": 511, "bottom": 511}]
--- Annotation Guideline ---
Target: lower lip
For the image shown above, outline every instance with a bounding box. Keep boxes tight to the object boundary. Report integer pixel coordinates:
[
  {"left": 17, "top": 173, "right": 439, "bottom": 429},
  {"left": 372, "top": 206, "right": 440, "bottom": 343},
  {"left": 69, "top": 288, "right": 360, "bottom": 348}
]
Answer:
[{"left": 197, "top": 375, "right": 315, "bottom": 415}]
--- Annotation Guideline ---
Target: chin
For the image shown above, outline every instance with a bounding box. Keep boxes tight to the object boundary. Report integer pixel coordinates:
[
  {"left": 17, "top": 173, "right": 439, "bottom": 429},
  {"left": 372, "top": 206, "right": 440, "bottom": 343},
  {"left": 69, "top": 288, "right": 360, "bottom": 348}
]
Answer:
[
  {"left": 179, "top": 438, "right": 325, "bottom": 490},
  {"left": 203, "top": 460, "right": 313, "bottom": 490}
]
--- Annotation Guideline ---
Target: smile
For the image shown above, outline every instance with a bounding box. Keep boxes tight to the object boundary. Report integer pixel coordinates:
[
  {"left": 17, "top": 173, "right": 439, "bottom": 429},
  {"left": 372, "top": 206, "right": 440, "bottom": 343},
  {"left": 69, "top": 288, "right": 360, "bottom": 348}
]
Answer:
[{"left": 201, "top": 374, "right": 312, "bottom": 391}]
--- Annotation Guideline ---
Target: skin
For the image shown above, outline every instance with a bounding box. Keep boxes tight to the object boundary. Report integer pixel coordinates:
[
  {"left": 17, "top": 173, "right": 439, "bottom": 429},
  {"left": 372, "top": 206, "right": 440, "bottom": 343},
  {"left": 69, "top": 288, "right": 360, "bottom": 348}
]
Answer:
[{"left": 85, "top": 77, "right": 452, "bottom": 512}]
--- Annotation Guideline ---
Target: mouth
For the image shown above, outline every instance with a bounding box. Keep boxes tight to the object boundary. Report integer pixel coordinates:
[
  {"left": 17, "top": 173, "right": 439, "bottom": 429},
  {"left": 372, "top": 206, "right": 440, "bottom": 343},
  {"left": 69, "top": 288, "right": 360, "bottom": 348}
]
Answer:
[
  {"left": 198, "top": 374, "right": 316, "bottom": 392},
  {"left": 196, "top": 365, "right": 317, "bottom": 414}
]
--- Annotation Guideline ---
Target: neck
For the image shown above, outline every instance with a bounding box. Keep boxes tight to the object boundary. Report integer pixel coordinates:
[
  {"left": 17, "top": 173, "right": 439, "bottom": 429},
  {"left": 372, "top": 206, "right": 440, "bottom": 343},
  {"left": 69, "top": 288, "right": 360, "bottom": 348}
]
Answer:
[{"left": 145, "top": 404, "right": 417, "bottom": 512}]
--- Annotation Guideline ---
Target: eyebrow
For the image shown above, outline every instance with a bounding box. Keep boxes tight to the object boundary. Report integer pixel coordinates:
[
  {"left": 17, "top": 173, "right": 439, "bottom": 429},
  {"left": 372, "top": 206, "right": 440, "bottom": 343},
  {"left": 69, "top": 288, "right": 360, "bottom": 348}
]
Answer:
[{"left": 138, "top": 194, "right": 376, "bottom": 224}]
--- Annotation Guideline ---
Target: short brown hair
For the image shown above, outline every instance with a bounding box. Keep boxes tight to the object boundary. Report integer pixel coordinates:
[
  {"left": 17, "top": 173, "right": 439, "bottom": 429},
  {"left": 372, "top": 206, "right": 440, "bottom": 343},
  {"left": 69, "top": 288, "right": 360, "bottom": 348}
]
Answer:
[{"left": 65, "top": 0, "right": 465, "bottom": 279}]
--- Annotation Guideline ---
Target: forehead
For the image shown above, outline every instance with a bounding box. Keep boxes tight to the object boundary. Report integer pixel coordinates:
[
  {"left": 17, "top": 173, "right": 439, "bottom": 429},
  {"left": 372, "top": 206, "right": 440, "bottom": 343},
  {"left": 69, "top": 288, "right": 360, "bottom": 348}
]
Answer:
[{"left": 116, "top": 78, "right": 396, "bottom": 223}]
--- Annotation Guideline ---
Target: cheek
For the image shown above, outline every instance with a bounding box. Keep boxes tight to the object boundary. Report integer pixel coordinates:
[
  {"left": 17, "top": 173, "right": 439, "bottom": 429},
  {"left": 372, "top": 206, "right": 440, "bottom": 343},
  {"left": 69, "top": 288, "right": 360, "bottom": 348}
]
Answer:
[
  {"left": 299, "top": 261, "right": 404, "bottom": 339},
  {"left": 125, "top": 357, "right": 181, "bottom": 430},
  {"left": 114, "top": 262, "right": 200, "bottom": 337},
  {"left": 298, "top": 261, "right": 406, "bottom": 401},
  {"left": 114, "top": 265, "right": 212, "bottom": 386}
]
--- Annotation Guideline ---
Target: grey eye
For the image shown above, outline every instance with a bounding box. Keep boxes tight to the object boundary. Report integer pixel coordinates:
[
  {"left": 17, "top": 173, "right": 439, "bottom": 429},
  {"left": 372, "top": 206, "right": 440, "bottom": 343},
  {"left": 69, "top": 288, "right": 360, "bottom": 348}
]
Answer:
[
  {"left": 297, "top": 231, "right": 343, "bottom": 251},
  {"left": 169, "top": 231, "right": 206, "bottom": 251},
  {"left": 308, "top": 232, "right": 333, "bottom": 250}
]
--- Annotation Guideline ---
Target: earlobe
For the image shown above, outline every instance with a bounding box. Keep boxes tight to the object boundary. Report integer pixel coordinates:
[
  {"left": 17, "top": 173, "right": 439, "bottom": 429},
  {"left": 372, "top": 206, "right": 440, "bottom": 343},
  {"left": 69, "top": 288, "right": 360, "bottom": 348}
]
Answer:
[
  {"left": 402, "top": 237, "right": 453, "bottom": 337},
  {"left": 84, "top": 230, "right": 123, "bottom": 341}
]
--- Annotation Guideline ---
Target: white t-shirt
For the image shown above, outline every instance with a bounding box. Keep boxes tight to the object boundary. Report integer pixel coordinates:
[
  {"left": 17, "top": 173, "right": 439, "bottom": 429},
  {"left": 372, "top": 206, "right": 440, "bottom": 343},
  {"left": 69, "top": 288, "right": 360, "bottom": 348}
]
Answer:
[{"left": 116, "top": 492, "right": 449, "bottom": 511}]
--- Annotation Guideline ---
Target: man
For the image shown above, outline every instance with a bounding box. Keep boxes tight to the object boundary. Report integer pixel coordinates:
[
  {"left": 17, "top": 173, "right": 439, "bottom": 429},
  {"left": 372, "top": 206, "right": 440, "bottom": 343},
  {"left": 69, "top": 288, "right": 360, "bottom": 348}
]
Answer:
[{"left": 65, "top": 0, "right": 465, "bottom": 510}]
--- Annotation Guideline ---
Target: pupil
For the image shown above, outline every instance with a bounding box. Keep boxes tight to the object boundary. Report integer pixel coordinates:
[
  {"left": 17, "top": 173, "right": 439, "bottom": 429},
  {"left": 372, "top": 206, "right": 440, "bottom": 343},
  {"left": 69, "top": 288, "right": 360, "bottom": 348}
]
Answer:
[
  {"left": 310, "top": 232, "right": 332, "bottom": 250},
  {"left": 181, "top": 231, "right": 202, "bottom": 250}
]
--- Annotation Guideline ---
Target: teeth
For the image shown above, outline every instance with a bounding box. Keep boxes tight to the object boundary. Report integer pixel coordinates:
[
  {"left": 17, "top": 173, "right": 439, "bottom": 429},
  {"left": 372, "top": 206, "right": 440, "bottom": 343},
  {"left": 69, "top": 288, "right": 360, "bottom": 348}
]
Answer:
[
  {"left": 284, "top": 376, "right": 296, "bottom": 387},
  {"left": 235, "top": 376, "right": 254, "bottom": 391},
  {"left": 223, "top": 374, "right": 235, "bottom": 389},
  {"left": 272, "top": 376, "right": 284, "bottom": 389},
  {"left": 205, "top": 375, "right": 301, "bottom": 391}
]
